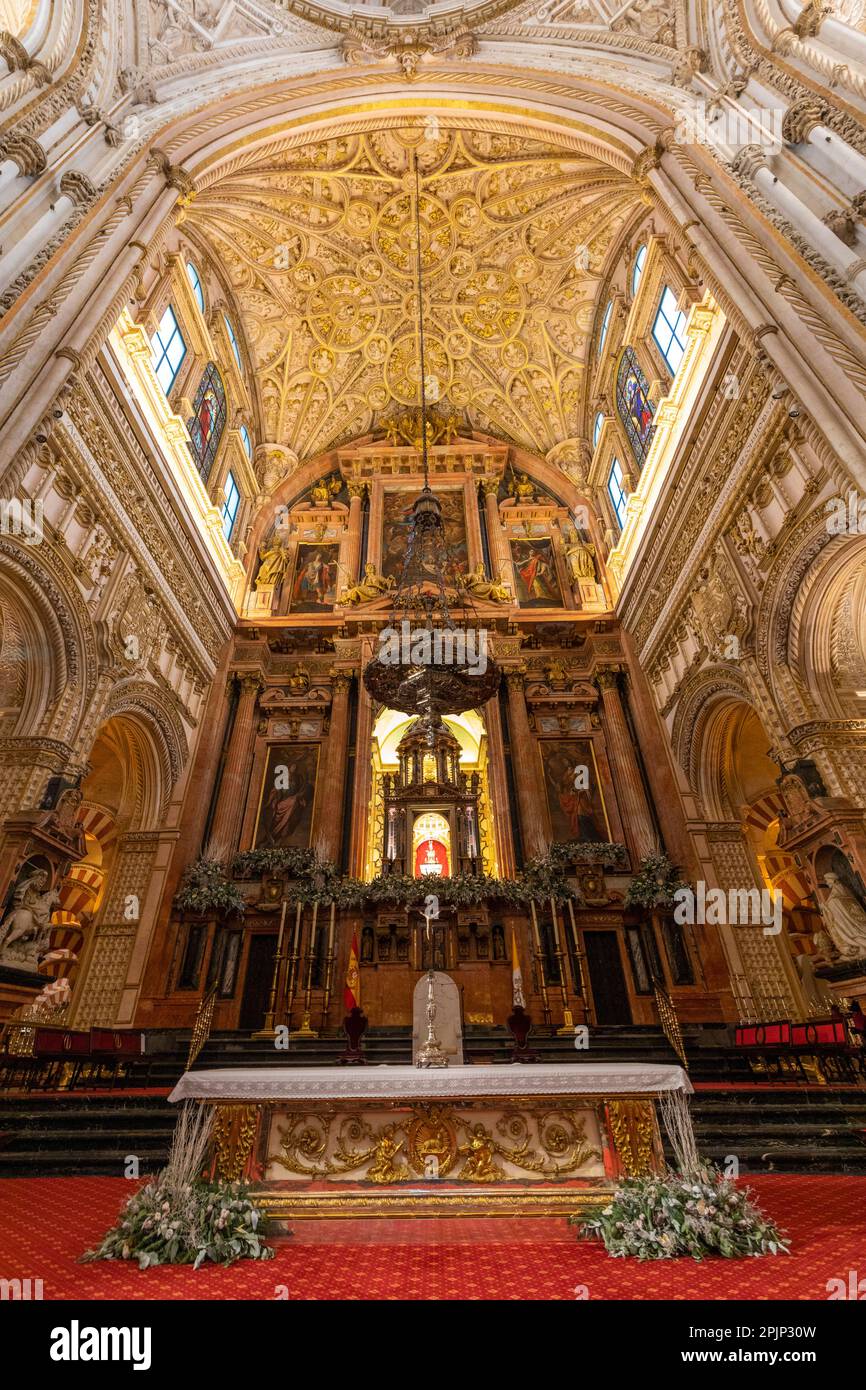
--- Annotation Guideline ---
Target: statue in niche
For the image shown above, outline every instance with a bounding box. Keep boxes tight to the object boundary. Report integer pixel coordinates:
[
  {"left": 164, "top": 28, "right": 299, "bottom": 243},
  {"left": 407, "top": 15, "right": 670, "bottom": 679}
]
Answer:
[
  {"left": 818, "top": 873, "right": 866, "bottom": 959},
  {"left": 340, "top": 562, "right": 394, "bottom": 606},
  {"left": 492, "top": 924, "right": 505, "bottom": 960},
  {"left": 508, "top": 471, "right": 536, "bottom": 503},
  {"left": 310, "top": 476, "right": 342, "bottom": 506},
  {"left": 459, "top": 562, "right": 511, "bottom": 604},
  {"left": 255, "top": 537, "right": 290, "bottom": 590},
  {"left": 0, "top": 869, "right": 61, "bottom": 968},
  {"left": 361, "top": 926, "right": 374, "bottom": 963},
  {"left": 562, "top": 524, "right": 598, "bottom": 583}
]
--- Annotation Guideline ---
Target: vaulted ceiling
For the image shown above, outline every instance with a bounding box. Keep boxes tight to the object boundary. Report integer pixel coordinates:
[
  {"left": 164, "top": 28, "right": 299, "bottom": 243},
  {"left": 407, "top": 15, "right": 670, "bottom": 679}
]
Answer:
[{"left": 185, "top": 125, "right": 645, "bottom": 461}]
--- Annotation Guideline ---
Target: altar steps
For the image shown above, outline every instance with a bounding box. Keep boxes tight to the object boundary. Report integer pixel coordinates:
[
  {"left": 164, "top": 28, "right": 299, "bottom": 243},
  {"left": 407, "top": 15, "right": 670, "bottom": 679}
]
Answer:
[{"left": 0, "top": 1083, "right": 864, "bottom": 1178}]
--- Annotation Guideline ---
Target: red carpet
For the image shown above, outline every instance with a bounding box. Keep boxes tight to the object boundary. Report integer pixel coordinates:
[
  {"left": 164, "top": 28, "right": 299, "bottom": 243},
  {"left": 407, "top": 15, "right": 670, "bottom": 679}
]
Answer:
[{"left": 1, "top": 1175, "right": 864, "bottom": 1299}]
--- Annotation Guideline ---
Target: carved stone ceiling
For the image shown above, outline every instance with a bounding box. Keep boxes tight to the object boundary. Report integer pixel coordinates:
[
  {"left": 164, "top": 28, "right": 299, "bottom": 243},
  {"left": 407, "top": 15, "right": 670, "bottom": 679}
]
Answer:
[{"left": 186, "top": 125, "right": 644, "bottom": 463}]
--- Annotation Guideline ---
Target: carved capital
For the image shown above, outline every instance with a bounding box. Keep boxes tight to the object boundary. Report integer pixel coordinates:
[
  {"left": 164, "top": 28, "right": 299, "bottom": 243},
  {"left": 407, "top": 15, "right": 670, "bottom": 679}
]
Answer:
[
  {"left": 481, "top": 477, "right": 500, "bottom": 497},
  {"left": 238, "top": 673, "right": 264, "bottom": 698},
  {"left": 594, "top": 666, "right": 624, "bottom": 694},
  {"left": 148, "top": 148, "right": 196, "bottom": 206},
  {"left": 59, "top": 170, "right": 97, "bottom": 208},
  {"left": 782, "top": 98, "right": 827, "bottom": 145},
  {"left": 346, "top": 480, "right": 367, "bottom": 500},
  {"left": 0, "top": 131, "right": 46, "bottom": 177},
  {"left": 731, "top": 144, "right": 767, "bottom": 180}
]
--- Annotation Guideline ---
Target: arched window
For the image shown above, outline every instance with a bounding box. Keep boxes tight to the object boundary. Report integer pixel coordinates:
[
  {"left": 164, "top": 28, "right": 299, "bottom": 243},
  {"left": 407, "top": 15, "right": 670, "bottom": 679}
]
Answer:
[
  {"left": 150, "top": 305, "right": 186, "bottom": 395},
  {"left": 616, "top": 346, "right": 655, "bottom": 467},
  {"left": 187, "top": 362, "right": 227, "bottom": 480},
  {"left": 221, "top": 472, "right": 241, "bottom": 540},
  {"left": 597, "top": 300, "right": 613, "bottom": 358},
  {"left": 223, "top": 314, "right": 243, "bottom": 373},
  {"left": 631, "top": 244, "right": 647, "bottom": 297},
  {"left": 608, "top": 459, "right": 628, "bottom": 529},
  {"left": 240, "top": 424, "right": 252, "bottom": 459},
  {"left": 186, "top": 261, "right": 205, "bottom": 313},
  {"left": 593, "top": 412, "right": 604, "bottom": 449},
  {"left": 652, "top": 285, "right": 689, "bottom": 375}
]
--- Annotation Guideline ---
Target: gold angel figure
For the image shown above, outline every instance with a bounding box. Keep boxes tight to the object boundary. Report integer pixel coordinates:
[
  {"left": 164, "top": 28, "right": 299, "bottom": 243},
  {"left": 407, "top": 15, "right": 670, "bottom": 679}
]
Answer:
[
  {"left": 340, "top": 561, "right": 395, "bottom": 606},
  {"left": 255, "top": 537, "right": 290, "bottom": 589},
  {"left": 460, "top": 562, "right": 511, "bottom": 603}
]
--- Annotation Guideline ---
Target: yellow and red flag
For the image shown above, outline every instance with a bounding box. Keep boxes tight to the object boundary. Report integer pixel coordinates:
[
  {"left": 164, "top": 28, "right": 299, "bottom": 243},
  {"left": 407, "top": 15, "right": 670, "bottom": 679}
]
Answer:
[{"left": 344, "top": 929, "right": 361, "bottom": 1012}]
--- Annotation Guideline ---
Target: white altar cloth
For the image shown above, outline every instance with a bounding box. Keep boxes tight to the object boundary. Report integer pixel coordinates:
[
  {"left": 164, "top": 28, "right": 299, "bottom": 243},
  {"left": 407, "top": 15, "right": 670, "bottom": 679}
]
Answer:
[{"left": 169, "top": 1061, "right": 692, "bottom": 1104}]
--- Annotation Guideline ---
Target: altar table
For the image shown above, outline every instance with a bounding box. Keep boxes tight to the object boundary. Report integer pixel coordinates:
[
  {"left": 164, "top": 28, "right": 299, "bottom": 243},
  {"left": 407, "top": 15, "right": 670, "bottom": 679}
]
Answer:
[{"left": 169, "top": 1062, "right": 693, "bottom": 1219}]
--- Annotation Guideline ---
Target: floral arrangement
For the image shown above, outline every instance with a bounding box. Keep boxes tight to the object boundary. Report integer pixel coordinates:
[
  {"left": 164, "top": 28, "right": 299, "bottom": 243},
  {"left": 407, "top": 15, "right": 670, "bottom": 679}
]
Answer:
[
  {"left": 624, "top": 851, "right": 689, "bottom": 909},
  {"left": 82, "top": 1104, "right": 275, "bottom": 1271},
  {"left": 574, "top": 1165, "right": 789, "bottom": 1261},
  {"left": 174, "top": 858, "right": 246, "bottom": 917}
]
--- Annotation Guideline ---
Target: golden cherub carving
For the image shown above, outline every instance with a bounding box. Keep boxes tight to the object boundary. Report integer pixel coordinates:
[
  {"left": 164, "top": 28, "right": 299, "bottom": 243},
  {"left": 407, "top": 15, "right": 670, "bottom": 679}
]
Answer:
[
  {"left": 341, "top": 561, "right": 395, "bottom": 606},
  {"left": 367, "top": 1125, "right": 406, "bottom": 1183},
  {"left": 459, "top": 1124, "right": 502, "bottom": 1181}
]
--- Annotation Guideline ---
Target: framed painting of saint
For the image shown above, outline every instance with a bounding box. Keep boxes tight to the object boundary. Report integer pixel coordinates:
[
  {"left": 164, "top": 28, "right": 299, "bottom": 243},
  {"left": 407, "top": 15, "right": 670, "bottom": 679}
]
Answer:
[
  {"left": 616, "top": 346, "right": 655, "bottom": 467},
  {"left": 539, "top": 739, "right": 611, "bottom": 843},
  {"left": 254, "top": 744, "right": 319, "bottom": 849},
  {"left": 381, "top": 490, "right": 468, "bottom": 585},
  {"left": 288, "top": 543, "right": 340, "bottom": 613},
  {"left": 510, "top": 538, "right": 563, "bottom": 608}
]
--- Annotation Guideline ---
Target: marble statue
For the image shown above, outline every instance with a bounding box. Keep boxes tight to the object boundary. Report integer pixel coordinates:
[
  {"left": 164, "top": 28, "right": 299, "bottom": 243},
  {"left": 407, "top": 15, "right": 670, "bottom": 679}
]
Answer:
[
  {"left": 341, "top": 562, "right": 394, "bottom": 606},
  {"left": 818, "top": 873, "right": 866, "bottom": 959},
  {"left": 0, "top": 870, "right": 60, "bottom": 968}
]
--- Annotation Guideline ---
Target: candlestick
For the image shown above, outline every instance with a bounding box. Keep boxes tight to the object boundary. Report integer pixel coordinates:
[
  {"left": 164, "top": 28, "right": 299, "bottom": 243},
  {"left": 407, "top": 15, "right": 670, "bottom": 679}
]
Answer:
[{"left": 415, "top": 907, "right": 448, "bottom": 1068}]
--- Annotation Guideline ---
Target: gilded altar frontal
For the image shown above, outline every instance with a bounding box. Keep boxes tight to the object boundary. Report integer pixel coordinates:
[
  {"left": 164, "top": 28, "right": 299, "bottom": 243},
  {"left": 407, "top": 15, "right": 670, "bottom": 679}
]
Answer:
[{"left": 1, "top": 0, "right": 866, "bottom": 1317}]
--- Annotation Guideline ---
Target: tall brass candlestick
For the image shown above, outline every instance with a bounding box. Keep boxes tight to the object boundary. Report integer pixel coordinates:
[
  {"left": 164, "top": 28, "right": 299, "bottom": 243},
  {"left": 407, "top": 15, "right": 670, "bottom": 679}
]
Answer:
[
  {"left": 286, "top": 902, "right": 303, "bottom": 1020},
  {"left": 529, "top": 900, "right": 551, "bottom": 1025},
  {"left": 293, "top": 901, "right": 319, "bottom": 1038},
  {"left": 550, "top": 894, "right": 573, "bottom": 1033},
  {"left": 255, "top": 896, "right": 288, "bottom": 1037},
  {"left": 567, "top": 897, "right": 592, "bottom": 1023},
  {"left": 321, "top": 900, "right": 336, "bottom": 1029}
]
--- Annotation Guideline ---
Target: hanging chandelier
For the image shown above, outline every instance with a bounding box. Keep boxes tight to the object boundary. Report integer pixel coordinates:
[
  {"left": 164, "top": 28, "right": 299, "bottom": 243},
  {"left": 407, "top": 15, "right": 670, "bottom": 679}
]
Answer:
[{"left": 363, "top": 147, "right": 500, "bottom": 720}]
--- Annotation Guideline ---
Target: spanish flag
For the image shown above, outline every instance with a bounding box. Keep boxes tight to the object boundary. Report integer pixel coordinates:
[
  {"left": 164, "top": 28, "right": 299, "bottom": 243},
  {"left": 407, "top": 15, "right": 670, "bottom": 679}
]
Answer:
[
  {"left": 511, "top": 926, "right": 525, "bottom": 1008},
  {"left": 344, "top": 929, "right": 361, "bottom": 1012}
]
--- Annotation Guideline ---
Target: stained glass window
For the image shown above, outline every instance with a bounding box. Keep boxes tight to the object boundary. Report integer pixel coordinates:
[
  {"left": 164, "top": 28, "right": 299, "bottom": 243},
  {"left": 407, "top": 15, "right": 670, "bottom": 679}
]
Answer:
[
  {"left": 616, "top": 346, "right": 655, "bottom": 467},
  {"left": 187, "top": 362, "right": 226, "bottom": 480},
  {"left": 186, "top": 261, "right": 204, "bottom": 313}
]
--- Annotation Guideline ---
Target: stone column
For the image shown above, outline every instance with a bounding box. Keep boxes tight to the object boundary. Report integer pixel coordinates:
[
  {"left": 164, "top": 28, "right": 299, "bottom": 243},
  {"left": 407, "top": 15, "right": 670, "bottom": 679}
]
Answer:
[
  {"left": 731, "top": 144, "right": 866, "bottom": 298},
  {"left": 313, "top": 674, "right": 352, "bottom": 864},
  {"left": 783, "top": 98, "right": 866, "bottom": 195},
  {"left": 349, "top": 637, "right": 376, "bottom": 877},
  {"left": 481, "top": 478, "right": 511, "bottom": 588},
  {"left": 342, "top": 482, "right": 367, "bottom": 587},
  {"left": 207, "top": 673, "right": 263, "bottom": 857},
  {"left": 483, "top": 694, "right": 516, "bottom": 878},
  {"left": 594, "top": 668, "right": 656, "bottom": 864},
  {"left": 505, "top": 671, "right": 548, "bottom": 860}
]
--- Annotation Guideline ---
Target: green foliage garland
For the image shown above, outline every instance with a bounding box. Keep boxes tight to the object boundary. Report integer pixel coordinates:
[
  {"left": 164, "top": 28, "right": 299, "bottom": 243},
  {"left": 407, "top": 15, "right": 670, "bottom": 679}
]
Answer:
[
  {"left": 174, "top": 858, "right": 245, "bottom": 917},
  {"left": 624, "top": 851, "right": 689, "bottom": 909}
]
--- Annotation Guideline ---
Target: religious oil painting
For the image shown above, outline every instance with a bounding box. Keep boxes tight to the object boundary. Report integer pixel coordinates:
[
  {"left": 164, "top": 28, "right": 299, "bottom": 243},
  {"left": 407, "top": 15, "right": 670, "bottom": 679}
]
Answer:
[
  {"left": 255, "top": 744, "right": 319, "bottom": 848},
  {"left": 539, "top": 739, "right": 611, "bottom": 843},
  {"left": 510, "top": 538, "right": 563, "bottom": 608},
  {"left": 288, "top": 543, "right": 340, "bottom": 613},
  {"left": 381, "top": 490, "right": 468, "bottom": 585}
]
